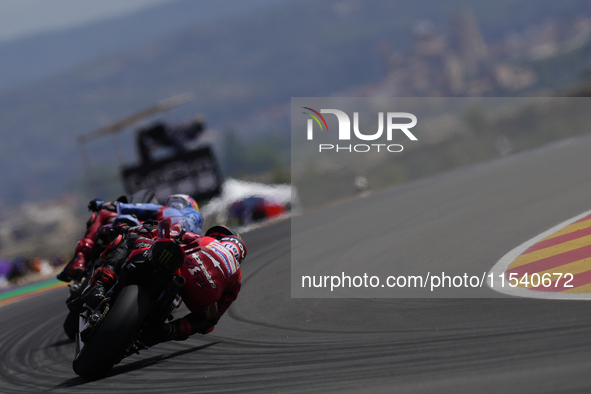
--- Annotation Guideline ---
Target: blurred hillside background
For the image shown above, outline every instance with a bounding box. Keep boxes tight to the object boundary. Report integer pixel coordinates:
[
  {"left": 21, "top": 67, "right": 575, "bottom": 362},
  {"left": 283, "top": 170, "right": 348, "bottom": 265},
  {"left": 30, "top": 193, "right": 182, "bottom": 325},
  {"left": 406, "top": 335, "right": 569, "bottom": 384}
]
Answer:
[{"left": 3, "top": 0, "right": 591, "bottom": 261}]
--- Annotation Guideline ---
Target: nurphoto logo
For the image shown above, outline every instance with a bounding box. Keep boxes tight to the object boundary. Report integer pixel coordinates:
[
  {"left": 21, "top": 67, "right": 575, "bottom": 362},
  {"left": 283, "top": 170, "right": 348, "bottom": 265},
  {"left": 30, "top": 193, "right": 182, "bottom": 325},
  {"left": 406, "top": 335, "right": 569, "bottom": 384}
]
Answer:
[{"left": 303, "top": 107, "right": 417, "bottom": 153}]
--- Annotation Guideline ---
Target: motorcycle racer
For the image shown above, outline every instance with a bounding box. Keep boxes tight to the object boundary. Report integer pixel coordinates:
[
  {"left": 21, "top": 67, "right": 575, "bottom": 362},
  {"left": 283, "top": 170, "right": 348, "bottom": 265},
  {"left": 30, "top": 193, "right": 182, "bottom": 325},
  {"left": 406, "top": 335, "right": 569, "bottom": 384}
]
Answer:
[
  {"left": 68, "top": 222, "right": 245, "bottom": 345},
  {"left": 118, "top": 194, "right": 203, "bottom": 234},
  {"left": 57, "top": 194, "right": 203, "bottom": 282},
  {"left": 55, "top": 199, "right": 119, "bottom": 282}
]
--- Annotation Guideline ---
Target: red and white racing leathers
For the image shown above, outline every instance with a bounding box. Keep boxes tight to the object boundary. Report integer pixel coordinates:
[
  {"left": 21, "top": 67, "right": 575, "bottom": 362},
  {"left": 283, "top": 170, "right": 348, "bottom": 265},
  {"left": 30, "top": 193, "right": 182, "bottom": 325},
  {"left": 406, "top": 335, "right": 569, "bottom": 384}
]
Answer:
[
  {"left": 104, "top": 226, "right": 242, "bottom": 336},
  {"left": 178, "top": 232, "right": 242, "bottom": 325}
]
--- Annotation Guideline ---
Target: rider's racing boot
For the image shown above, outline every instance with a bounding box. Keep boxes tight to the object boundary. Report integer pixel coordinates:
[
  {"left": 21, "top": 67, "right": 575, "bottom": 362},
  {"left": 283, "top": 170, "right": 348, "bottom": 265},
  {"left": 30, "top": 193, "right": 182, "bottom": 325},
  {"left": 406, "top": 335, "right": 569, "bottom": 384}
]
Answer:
[
  {"left": 67, "top": 266, "right": 117, "bottom": 312},
  {"left": 57, "top": 238, "right": 94, "bottom": 282}
]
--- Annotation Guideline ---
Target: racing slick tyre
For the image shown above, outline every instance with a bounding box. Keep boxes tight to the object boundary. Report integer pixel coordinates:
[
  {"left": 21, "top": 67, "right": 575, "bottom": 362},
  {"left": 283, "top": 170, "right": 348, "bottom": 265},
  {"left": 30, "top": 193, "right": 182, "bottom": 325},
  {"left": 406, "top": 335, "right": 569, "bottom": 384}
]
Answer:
[
  {"left": 63, "top": 274, "right": 91, "bottom": 341},
  {"left": 73, "top": 284, "right": 152, "bottom": 380}
]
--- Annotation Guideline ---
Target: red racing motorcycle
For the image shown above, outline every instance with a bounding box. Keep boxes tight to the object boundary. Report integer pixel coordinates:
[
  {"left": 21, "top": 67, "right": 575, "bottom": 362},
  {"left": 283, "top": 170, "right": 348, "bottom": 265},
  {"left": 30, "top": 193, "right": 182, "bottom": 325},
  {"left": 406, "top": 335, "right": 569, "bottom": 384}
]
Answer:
[{"left": 72, "top": 218, "right": 186, "bottom": 380}]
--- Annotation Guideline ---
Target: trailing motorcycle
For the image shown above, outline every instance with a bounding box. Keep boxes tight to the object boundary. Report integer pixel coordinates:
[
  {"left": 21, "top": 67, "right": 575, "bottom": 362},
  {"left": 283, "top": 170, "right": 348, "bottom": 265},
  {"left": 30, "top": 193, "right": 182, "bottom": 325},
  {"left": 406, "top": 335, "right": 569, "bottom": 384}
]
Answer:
[{"left": 72, "top": 218, "right": 186, "bottom": 380}]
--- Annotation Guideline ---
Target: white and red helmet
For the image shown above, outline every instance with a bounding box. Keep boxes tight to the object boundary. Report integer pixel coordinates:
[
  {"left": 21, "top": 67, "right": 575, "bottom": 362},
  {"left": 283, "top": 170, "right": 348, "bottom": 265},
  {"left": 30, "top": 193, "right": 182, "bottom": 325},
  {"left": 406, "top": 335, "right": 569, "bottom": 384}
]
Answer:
[
  {"left": 219, "top": 236, "right": 247, "bottom": 265},
  {"left": 205, "top": 225, "right": 247, "bottom": 264}
]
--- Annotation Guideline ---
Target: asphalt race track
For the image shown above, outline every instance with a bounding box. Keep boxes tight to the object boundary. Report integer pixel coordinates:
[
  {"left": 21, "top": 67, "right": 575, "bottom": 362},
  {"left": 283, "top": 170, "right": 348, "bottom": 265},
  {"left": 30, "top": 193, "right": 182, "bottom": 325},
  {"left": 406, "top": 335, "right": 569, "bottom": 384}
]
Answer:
[{"left": 4, "top": 136, "right": 591, "bottom": 393}]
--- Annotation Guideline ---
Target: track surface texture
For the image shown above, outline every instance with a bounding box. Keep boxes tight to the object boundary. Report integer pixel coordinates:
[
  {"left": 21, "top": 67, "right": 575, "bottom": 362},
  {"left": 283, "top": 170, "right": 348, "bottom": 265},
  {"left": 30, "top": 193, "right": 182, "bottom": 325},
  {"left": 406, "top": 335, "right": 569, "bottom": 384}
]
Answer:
[{"left": 4, "top": 136, "right": 591, "bottom": 393}]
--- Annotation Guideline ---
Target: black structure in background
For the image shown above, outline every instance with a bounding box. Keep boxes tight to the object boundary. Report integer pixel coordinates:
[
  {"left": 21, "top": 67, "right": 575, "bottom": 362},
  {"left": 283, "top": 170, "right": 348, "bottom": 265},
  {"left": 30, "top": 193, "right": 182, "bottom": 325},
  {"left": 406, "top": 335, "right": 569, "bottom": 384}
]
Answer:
[
  {"left": 77, "top": 93, "right": 223, "bottom": 202},
  {"left": 121, "top": 146, "right": 222, "bottom": 202}
]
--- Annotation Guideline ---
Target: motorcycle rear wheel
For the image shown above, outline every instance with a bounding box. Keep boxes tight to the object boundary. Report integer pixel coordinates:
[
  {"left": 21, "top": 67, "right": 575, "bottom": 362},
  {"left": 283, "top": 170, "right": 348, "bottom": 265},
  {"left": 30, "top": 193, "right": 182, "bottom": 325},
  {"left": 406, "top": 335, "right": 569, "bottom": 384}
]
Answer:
[{"left": 72, "top": 284, "right": 152, "bottom": 380}]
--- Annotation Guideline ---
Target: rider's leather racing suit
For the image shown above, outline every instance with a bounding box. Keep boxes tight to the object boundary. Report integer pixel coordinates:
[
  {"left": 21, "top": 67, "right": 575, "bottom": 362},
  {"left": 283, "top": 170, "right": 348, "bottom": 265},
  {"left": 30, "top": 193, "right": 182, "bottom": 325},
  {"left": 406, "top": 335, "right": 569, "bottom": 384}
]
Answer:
[{"left": 92, "top": 224, "right": 242, "bottom": 342}]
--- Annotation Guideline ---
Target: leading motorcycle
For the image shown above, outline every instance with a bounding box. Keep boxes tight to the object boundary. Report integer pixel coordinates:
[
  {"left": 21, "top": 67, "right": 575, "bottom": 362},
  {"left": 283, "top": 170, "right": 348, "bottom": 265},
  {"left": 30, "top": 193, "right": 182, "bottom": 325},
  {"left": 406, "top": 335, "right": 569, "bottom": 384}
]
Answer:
[
  {"left": 72, "top": 218, "right": 186, "bottom": 380},
  {"left": 62, "top": 189, "right": 159, "bottom": 340}
]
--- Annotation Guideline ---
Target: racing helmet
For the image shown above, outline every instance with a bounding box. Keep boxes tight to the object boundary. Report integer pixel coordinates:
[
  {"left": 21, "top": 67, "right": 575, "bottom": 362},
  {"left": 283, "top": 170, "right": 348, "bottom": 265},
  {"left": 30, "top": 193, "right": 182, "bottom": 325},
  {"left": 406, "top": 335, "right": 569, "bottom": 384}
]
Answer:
[
  {"left": 219, "top": 236, "right": 247, "bottom": 264},
  {"left": 205, "top": 225, "right": 238, "bottom": 239},
  {"left": 166, "top": 194, "right": 199, "bottom": 211}
]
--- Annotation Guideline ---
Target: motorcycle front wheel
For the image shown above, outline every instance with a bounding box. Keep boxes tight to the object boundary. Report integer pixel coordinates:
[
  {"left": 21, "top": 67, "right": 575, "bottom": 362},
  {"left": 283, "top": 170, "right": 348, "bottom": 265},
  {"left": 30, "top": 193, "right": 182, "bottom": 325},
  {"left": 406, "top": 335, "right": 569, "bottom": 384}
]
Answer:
[{"left": 72, "top": 284, "right": 152, "bottom": 380}]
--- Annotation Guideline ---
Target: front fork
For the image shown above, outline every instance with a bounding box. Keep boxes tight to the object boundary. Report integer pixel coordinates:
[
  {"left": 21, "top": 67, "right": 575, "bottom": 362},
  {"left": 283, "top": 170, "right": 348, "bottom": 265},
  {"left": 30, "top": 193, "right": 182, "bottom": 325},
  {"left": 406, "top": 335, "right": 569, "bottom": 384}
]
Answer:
[{"left": 75, "top": 297, "right": 111, "bottom": 356}]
